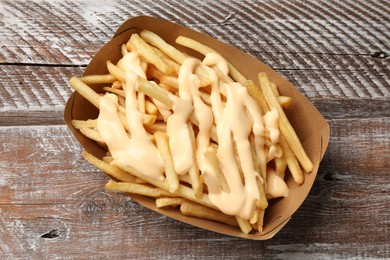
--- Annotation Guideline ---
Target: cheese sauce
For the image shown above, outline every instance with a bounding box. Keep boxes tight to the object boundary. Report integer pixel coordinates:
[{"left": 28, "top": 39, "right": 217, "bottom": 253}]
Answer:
[
  {"left": 176, "top": 58, "right": 214, "bottom": 175},
  {"left": 97, "top": 50, "right": 288, "bottom": 221},
  {"left": 267, "top": 167, "right": 289, "bottom": 198},
  {"left": 166, "top": 95, "right": 193, "bottom": 175},
  {"left": 97, "top": 52, "right": 164, "bottom": 180},
  {"left": 205, "top": 82, "right": 262, "bottom": 219}
]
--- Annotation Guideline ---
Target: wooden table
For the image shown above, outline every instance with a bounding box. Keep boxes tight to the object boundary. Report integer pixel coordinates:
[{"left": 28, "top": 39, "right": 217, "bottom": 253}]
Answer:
[{"left": 1, "top": 0, "right": 389, "bottom": 258}]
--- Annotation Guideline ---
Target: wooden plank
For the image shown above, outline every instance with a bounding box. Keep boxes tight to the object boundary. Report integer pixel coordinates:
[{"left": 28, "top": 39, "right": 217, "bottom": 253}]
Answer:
[
  {"left": 1, "top": 0, "right": 388, "bottom": 258},
  {"left": 1, "top": 120, "right": 388, "bottom": 203},
  {"left": 1, "top": 0, "right": 388, "bottom": 123},
  {"left": 0, "top": 63, "right": 388, "bottom": 126},
  {"left": 311, "top": 98, "right": 390, "bottom": 119},
  {"left": 0, "top": 119, "right": 388, "bottom": 258},
  {"left": 0, "top": 65, "right": 83, "bottom": 110},
  {"left": 0, "top": 1, "right": 109, "bottom": 65},
  {"left": 0, "top": 125, "right": 103, "bottom": 205},
  {"left": 0, "top": 65, "right": 84, "bottom": 125},
  {"left": 0, "top": 0, "right": 388, "bottom": 65}
]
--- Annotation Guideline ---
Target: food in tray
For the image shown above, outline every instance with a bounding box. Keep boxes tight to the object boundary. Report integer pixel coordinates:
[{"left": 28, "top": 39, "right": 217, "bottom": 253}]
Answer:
[{"left": 68, "top": 30, "right": 313, "bottom": 234}]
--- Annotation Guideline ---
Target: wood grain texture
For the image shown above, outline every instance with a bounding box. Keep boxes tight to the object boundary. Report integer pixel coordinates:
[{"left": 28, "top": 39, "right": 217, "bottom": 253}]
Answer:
[
  {"left": 0, "top": 122, "right": 388, "bottom": 259},
  {"left": 0, "top": 65, "right": 84, "bottom": 125},
  {"left": 1, "top": 0, "right": 389, "bottom": 258},
  {"left": 1, "top": 65, "right": 388, "bottom": 127},
  {"left": 0, "top": 0, "right": 389, "bottom": 101},
  {"left": 1, "top": 0, "right": 389, "bottom": 64}
]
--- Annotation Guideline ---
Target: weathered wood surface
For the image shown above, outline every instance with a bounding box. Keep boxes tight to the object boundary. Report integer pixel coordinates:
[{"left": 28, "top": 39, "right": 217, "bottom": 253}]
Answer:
[{"left": 0, "top": 0, "right": 389, "bottom": 259}]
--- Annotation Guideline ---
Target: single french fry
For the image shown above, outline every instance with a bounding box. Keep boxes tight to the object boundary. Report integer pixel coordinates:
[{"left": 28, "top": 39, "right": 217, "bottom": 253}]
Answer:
[
  {"left": 119, "top": 101, "right": 155, "bottom": 127},
  {"left": 118, "top": 109, "right": 130, "bottom": 133},
  {"left": 71, "top": 119, "right": 97, "bottom": 129},
  {"left": 156, "top": 107, "right": 172, "bottom": 122},
  {"left": 130, "top": 33, "right": 173, "bottom": 75},
  {"left": 193, "top": 68, "right": 212, "bottom": 88},
  {"left": 235, "top": 217, "right": 253, "bottom": 234},
  {"left": 121, "top": 43, "right": 128, "bottom": 56},
  {"left": 156, "top": 197, "right": 187, "bottom": 208},
  {"left": 118, "top": 95, "right": 126, "bottom": 108},
  {"left": 256, "top": 177, "right": 268, "bottom": 209},
  {"left": 257, "top": 209, "right": 265, "bottom": 233},
  {"left": 160, "top": 76, "right": 179, "bottom": 89},
  {"left": 143, "top": 114, "right": 157, "bottom": 126},
  {"left": 134, "top": 178, "right": 148, "bottom": 184},
  {"left": 102, "top": 156, "right": 114, "bottom": 164},
  {"left": 80, "top": 74, "right": 116, "bottom": 85},
  {"left": 178, "top": 174, "right": 194, "bottom": 186},
  {"left": 82, "top": 152, "right": 137, "bottom": 183},
  {"left": 248, "top": 135, "right": 268, "bottom": 209},
  {"left": 106, "top": 179, "right": 174, "bottom": 198},
  {"left": 140, "top": 29, "right": 187, "bottom": 65},
  {"left": 270, "top": 82, "right": 293, "bottom": 110},
  {"left": 103, "top": 87, "right": 126, "bottom": 98},
  {"left": 232, "top": 139, "right": 245, "bottom": 185},
  {"left": 278, "top": 96, "right": 293, "bottom": 108},
  {"left": 270, "top": 82, "right": 279, "bottom": 96},
  {"left": 259, "top": 72, "right": 313, "bottom": 173},
  {"left": 204, "top": 147, "right": 230, "bottom": 193},
  {"left": 176, "top": 36, "right": 247, "bottom": 85},
  {"left": 112, "top": 80, "right": 122, "bottom": 89},
  {"left": 145, "top": 100, "right": 158, "bottom": 115},
  {"left": 187, "top": 123, "right": 203, "bottom": 198},
  {"left": 212, "top": 66, "right": 234, "bottom": 84},
  {"left": 125, "top": 40, "right": 135, "bottom": 52},
  {"left": 79, "top": 127, "right": 105, "bottom": 144},
  {"left": 180, "top": 202, "right": 238, "bottom": 227},
  {"left": 151, "top": 46, "right": 182, "bottom": 75},
  {"left": 144, "top": 122, "right": 167, "bottom": 134},
  {"left": 199, "top": 91, "right": 211, "bottom": 106},
  {"left": 279, "top": 134, "right": 304, "bottom": 184},
  {"left": 147, "top": 65, "right": 167, "bottom": 81},
  {"left": 69, "top": 77, "right": 100, "bottom": 109},
  {"left": 267, "top": 144, "right": 283, "bottom": 162},
  {"left": 154, "top": 131, "right": 179, "bottom": 193},
  {"left": 210, "top": 125, "right": 219, "bottom": 144},
  {"left": 275, "top": 156, "right": 287, "bottom": 180},
  {"left": 244, "top": 80, "right": 267, "bottom": 115},
  {"left": 250, "top": 207, "right": 260, "bottom": 224},
  {"left": 137, "top": 78, "right": 173, "bottom": 108},
  {"left": 138, "top": 92, "right": 146, "bottom": 114},
  {"left": 141, "top": 60, "right": 148, "bottom": 74},
  {"left": 107, "top": 61, "right": 126, "bottom": 82}
]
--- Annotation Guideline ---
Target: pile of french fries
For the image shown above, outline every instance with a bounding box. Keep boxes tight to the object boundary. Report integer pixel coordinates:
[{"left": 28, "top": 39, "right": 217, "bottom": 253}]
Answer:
[{"left": 68, "top": 30, "right": 313, "bottom": 234}]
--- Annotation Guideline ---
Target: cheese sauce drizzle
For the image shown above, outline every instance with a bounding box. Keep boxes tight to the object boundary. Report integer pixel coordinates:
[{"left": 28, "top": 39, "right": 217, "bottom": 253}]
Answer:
[
  {"left": 97, "top": 49, "right": 288, "bottom": 221},
  {"left": 165, "top": 58, "right": 195, "bottom": 175},
  {"left": 97, "top": 52, "right": 164, "bottom": 180},
  {"left": 267, "top": 167, "right": 289, "bottom": 198},
  {"left": 202, "top": 53, "right": 272, "bottom": 220},
  {"left": 180, "top": 59, "right": 214, "bottom": 174},
  {"left": 208, "top": 82, "right": 263, "bottom": 219}
]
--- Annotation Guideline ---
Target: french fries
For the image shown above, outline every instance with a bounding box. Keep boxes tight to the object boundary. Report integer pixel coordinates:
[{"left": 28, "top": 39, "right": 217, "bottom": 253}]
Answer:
[
  {"left": 258, "top": 73, "right": 313, "bottom": 173},
  {"left": 68, "top": 30, "right": 312, "bottom": 235},
  {"left": 154, "top": 131, "right": 179, "bottom": 193}
]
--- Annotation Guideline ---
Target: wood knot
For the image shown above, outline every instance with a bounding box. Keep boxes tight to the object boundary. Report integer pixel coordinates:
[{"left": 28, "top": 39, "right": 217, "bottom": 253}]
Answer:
[
  {"left": 371, "top": 51, "right": 388, "bottom": 59},
  {"left": 221, "top": 13, "right": 235, "bottom": 25},
  {"left": 41, "top": 229, "right": 60, "bottom": 239},
  {"left": 323, "top": 172, "right": 339, "bottom": 182}
]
